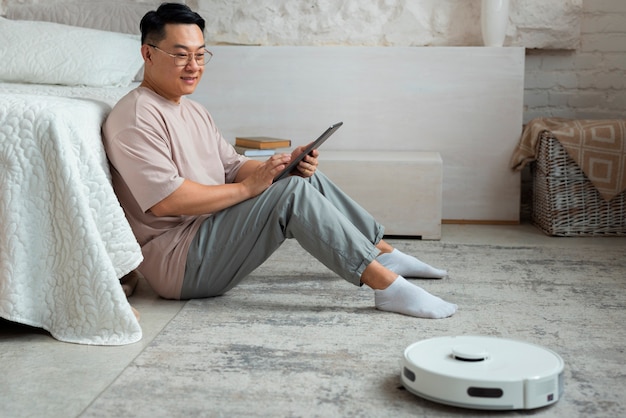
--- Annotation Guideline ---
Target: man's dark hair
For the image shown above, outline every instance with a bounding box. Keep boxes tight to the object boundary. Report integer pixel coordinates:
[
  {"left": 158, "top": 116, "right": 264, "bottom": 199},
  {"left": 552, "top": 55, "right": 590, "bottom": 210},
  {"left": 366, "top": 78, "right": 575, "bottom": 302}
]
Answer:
[{"left": 140, "top": 2, "right": 205, "bottom": 45}]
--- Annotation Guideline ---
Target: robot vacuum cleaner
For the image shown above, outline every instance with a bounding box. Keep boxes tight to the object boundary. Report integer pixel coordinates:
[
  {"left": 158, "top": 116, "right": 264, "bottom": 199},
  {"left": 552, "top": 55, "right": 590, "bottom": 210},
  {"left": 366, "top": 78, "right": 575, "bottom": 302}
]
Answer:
[{"left": 401, "top": 336, "right": 564, "bottom": 410}]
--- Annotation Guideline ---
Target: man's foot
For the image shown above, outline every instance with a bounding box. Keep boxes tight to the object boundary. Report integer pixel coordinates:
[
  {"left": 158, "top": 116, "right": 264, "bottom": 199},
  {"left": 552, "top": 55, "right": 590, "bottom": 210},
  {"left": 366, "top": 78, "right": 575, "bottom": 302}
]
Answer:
[
  {"left": 374, "top": 276, "right": 457, "bottom": 319},
  {"left": 377, "top": 249, "right": 447, "bottom": 278},
  {"left": 120, "top": 270, "right": 140, "bottom": 297},
  {"left": 131, "top": 306, "right": 141, "bottom": 321}
]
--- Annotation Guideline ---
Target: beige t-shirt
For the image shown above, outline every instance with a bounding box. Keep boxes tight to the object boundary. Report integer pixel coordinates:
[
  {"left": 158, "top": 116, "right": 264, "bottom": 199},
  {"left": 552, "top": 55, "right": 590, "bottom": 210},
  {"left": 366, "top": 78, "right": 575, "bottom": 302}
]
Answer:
[{"left": 103, "top": 87, "right": 248, "bottom": 299}]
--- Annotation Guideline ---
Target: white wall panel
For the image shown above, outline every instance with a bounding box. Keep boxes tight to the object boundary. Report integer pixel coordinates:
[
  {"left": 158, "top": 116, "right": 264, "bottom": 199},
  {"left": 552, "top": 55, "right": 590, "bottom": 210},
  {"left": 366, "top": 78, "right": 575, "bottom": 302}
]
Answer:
[{"left": 192, "top": 46, "right": 525, "bottom": 222}]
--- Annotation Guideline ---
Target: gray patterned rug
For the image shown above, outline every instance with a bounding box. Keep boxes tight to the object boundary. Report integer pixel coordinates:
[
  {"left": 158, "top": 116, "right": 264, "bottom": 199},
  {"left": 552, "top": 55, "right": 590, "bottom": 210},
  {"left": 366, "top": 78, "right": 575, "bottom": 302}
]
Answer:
[{"left": 83, "top": 238, "right": 626, "bottom": 417}]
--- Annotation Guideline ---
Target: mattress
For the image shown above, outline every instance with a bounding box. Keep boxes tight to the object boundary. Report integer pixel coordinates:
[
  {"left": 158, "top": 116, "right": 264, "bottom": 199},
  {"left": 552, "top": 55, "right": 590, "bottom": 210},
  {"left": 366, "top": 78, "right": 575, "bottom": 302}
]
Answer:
[{"left": 0, "top": 81, "right": 139, "bottom": 106}]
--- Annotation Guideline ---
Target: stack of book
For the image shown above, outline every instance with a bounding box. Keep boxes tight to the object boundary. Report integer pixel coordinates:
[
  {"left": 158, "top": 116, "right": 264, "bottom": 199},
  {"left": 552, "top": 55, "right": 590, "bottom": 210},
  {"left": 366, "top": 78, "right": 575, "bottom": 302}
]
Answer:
[{"left": 234, "top": 136, "right": 292, "bottom": 157}]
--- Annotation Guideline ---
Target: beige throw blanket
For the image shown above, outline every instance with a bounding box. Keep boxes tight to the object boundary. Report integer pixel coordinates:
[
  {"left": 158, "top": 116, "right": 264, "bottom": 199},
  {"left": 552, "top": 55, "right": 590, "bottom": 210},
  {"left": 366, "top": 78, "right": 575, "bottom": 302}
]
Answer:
[{"left": 510, "top": 117, "right": 626, "bottom": 201}]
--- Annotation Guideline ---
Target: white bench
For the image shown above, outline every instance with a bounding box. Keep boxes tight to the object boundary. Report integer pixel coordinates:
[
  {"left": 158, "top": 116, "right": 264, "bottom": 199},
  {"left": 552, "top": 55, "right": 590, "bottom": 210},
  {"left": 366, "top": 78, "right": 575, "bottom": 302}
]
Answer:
[{"left": 318, "top": 151, "right": 442, "bottom": 240}]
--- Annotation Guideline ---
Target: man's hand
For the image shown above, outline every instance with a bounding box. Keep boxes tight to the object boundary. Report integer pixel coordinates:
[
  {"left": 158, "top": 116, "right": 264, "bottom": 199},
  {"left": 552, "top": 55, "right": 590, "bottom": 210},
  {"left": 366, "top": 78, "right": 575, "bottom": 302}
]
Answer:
[
  {"left": 292, "top": 145, "right": 319, "bottom": 178},
  {"left": 240, "top": 153, "right": 292, "bottom": 194}
]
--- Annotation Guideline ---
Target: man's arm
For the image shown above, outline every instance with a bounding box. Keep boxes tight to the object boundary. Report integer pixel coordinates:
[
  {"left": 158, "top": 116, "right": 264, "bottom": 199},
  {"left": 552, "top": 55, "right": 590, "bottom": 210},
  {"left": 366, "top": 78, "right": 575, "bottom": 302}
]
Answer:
[{"left": 150, "top": 154, "right": 290, "bottom": 217}]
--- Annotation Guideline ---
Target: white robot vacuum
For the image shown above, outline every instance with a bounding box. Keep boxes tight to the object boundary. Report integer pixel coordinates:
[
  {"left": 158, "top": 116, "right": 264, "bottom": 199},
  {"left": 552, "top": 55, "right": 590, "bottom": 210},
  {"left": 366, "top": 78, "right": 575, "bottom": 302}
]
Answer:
[{"left": 401, "top": 336, "right": 564, "bottom": 410}]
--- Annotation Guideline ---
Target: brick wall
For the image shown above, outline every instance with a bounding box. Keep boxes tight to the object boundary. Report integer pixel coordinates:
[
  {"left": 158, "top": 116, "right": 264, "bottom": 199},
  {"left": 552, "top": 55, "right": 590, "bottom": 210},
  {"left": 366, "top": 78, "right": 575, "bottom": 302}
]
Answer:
[{"left": 523, "top": 0, "right": 626, "bottom": 123}]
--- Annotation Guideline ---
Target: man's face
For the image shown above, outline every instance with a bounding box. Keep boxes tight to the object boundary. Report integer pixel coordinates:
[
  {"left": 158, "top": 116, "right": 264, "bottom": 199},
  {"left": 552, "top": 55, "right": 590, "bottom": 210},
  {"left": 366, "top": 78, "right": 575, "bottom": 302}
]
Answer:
[{"left": 142, "top": 23, "right": 206, "bottom": 103}]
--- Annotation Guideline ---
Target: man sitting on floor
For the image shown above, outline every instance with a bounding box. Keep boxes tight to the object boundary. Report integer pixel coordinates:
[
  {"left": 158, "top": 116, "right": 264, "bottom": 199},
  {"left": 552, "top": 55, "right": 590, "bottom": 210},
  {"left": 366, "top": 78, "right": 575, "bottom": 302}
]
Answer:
[{"left": 103, "top": 2, "right": 457, "bottom": 319}]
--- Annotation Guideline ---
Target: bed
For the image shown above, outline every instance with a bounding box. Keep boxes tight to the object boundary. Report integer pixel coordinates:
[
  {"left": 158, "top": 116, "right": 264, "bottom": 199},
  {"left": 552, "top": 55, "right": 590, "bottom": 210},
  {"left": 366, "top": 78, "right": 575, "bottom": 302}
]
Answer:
[{"left": 0, "top": 1, "right": 158, "bottom": 345}]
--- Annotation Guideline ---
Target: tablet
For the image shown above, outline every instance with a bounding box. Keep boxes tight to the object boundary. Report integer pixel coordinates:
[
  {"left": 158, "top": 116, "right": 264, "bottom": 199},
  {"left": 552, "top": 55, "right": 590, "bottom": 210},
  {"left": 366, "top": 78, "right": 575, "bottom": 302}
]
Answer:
[{"left": 273, "top": 122, "right": 343, "bottom": 182}]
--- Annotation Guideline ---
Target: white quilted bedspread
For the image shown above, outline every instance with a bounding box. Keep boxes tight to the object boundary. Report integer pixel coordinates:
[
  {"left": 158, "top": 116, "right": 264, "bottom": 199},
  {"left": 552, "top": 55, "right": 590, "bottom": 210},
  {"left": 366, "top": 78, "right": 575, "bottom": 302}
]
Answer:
[{"left": 0, "top": 93, "right": 143, "bottom": 345}]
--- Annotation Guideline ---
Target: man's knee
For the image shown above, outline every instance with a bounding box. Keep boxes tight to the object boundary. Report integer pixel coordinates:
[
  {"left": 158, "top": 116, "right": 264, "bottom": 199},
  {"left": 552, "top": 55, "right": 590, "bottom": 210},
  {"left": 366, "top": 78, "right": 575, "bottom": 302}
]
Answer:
[
  {"left": 273, "top": 175, "right": 310, "bottom": 192},
  {"left": 268, "top": 176, "right": 319, "bottom": 211}
]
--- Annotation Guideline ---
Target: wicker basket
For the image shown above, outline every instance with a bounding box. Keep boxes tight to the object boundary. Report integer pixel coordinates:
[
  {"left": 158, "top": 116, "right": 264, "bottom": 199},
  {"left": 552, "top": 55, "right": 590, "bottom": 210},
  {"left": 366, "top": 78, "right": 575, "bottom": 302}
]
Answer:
[{"left": 531, "top": 132, "right": 626, "bottom": 236}]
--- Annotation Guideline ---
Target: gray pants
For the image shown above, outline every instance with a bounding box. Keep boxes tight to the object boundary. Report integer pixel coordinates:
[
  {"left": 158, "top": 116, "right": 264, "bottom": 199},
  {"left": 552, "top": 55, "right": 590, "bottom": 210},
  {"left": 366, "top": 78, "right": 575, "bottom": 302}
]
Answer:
[{"left": 181, "top": 171, "right": 384, "bottom": 299}]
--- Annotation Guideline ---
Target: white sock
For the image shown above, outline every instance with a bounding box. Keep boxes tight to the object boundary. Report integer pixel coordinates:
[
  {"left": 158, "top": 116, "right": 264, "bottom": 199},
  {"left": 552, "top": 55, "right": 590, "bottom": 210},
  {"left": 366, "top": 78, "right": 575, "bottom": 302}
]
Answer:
[
  {"left": 377, "top": 249, "right": 447, "bottom": 279},
  {"left": 374, "top": 276, "right": 457, "bottom": 319}
]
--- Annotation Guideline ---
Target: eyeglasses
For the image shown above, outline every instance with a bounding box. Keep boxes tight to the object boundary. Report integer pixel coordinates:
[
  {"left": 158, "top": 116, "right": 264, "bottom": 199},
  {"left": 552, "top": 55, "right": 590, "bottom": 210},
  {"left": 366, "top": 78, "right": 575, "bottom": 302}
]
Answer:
[{"left": 148, "top": 44, "right": 212, "bottom": 66}]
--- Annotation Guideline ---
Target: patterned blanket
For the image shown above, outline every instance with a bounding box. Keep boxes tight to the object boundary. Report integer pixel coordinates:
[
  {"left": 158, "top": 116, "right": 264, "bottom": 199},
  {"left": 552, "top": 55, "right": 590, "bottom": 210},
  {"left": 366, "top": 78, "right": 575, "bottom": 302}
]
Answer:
[
  {"left": 0, "top": 93, "right": 143, "bottom": 345},
  {"left": 510, "top": 117, "right": 626, "bottom": 201}
]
